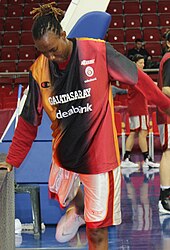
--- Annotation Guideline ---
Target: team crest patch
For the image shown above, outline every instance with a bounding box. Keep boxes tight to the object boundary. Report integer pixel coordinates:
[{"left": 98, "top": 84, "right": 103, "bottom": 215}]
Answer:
[
  {"left": 85, "top": 66, "right": 94, "bottom": 77},
  {"left": 41, "top": 81, "right": 51, "bottom": 88}
]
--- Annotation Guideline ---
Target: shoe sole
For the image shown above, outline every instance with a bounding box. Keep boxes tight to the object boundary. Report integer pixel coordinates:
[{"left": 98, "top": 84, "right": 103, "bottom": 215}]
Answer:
[
  {"left": 159, "top": 200, "right": 170, "bottom": 214},
  {"left": 143, "top": 163, "right": 160, "bottom": 168},
  {"left": 121, "top": 163, "right": 139, "bottom": 168}
]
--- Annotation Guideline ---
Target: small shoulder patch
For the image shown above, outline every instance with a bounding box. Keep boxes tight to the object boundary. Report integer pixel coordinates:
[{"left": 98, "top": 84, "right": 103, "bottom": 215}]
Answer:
[{"left": 41, "top": 81, "right": 50, "bottom": 88}]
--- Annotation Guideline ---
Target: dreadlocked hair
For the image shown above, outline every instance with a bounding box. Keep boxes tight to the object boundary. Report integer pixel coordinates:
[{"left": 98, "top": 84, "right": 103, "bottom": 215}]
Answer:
[{"left": 31, "top": 2, "right": 65, "bottom": 40}]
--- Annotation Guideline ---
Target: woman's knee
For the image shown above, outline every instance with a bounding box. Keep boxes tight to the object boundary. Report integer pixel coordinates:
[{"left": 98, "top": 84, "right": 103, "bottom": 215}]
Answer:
[{"left": 86, "top": 227, "right": 107, "bottom": 244}]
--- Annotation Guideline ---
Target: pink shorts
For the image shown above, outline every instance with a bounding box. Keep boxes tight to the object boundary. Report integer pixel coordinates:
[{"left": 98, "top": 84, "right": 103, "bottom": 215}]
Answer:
[{"left": 158, "top": 124, "right": 170, "bottom": 151}]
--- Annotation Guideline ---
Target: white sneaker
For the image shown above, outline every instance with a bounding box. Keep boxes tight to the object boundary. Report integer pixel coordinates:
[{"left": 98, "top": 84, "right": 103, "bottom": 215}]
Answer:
[
  {"left": 159, "top": 200, "right": 170, "bottom": 214},
  {"left": 121, "top": 158, "right": 139, "bottom": 168},
  {"left": 143, "top": 167, "right": 159, "bottom": 179},
  {"left": 143, "top": 158, "right": 160, "bottom": 168},
  {"left": 56, "top": 207, "right": 85, "bottom": 243},
  {"left": 15, "top": 218, "right": 22, "bottom": 234},
  {"left": 159, "top": 213, "right": 170, "bottom": 238}
]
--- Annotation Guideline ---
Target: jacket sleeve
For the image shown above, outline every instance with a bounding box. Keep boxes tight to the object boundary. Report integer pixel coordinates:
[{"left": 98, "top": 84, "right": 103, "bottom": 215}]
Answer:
[
  {"left": 106, "top": 42, "right": 138, "bottom": 85},
  {"left": 6, "top": 72, "right": 43, "bottom": 167},
  {"left": 6, "top": 116, "right": 38, "bottom": 168},
  {"left": 20, "top": 72, "right": 43, "bottom": 126},
  {"left": 106, "top": 42, "right": 170, "bottom": 114},
  {"left": 135, "top": 69, "right": 170, "bottom": 113}
]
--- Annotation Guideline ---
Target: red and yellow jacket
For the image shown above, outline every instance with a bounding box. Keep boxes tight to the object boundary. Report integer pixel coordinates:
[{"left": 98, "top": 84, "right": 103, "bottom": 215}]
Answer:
[{"left": 6, "top": 38, "right": 170, "bottom": 174}]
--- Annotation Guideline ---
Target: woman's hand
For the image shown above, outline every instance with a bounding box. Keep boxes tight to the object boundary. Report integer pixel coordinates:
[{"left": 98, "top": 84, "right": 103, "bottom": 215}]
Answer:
[{"left": 0, "top": 161, "right": 13, "bottom": 172}]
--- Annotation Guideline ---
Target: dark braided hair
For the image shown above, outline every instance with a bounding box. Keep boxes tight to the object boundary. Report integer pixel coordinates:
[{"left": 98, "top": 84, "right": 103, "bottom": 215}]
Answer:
[{"left": 31, "top": 2, "right": 65, "bottom": 40}]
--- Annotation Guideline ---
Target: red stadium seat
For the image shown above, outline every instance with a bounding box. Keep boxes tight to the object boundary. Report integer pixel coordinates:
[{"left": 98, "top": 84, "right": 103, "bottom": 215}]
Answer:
[
  {"left": 0, "top": 0, "right": 7, "bottom": 4},
  {"left": 22, "top": 17, "right": 33, "bottom": 31},
  {"left": 159, "top": 13, "right": 170, "bottom": 27},
  {"left": 108, "top": 28, "right": 125, "bottom": 43},
  {"left": 124, "top": 14, "right": 141, "bottom": 28},
  {"left": 0, "top": 4, "right": 6, "bottom": 17},
  {"left": 160, "top": 27, "right": 170, "bottom": 40},
  {"left": 3, "top": 31, "right": 20, "bottom": 46},
  {"left": 124, "top": 1, "right": 140, "bottom": 14},
  {"left": 125, "top": 42, "right": 135, "bottom": 52},
  {"left": 114, "top": 101, "right": 121, "bottom": 106},
  {"left": 0, "top": 61, "right": 16, "bottom": 72},
  {"left": 20, "top": 31, "right": 34, "bottom": 46},
  {"left": 141, "top": 14, "right": 159, "bottom": 28},
  {"left": 42, "top": 0, "right": 57, "bottom": 2},
  {"left": 0, "top": 33, "right": 3, "bottom": 46},
  {"left": 142, "top": 28, "right": 161, "bottom": 42},
  {"left": 57, "top": 2, "right": 70, "bottom": 11},
  {"left": 6, "top": 4, "right": 23, "bottom": 18},
  {"left": 23, "top": 4, "right": 40, "bottom": 17},
  {"left": 24, "top": 0, "right": 41, "bottom": 3},
  {"left": 0, "top": 77, "right": 13, "bottom": 87},
  {"left": 0, "top": 18, "right": 4, "bottom": 31},
  {"left": 110, "top": 15, "right": 124, "bottom": 29},
  {"left": 14, "top": 76, "right": 29, "bottom": 86},
  {"left": 4, "top": 18, "right": 21, "bottom": 31},
  {"left": 107, "top": 2, "right": 123, "bottom": 15},
  {"left": 141, "top": 1, "right": 157, "bottom": 14},
  {"left": 18, "top": 46, "right": 37, "bottom": 61},
  {"left": 4, "top": 96, "right": 17, "bottom": 103},
  {"left": 8, "top": 0, "right": 23, "bottom": 3},
  {"left": 144, "top": 42, "right": 162, "bottom": 57},
  {"left": 112, "top": 43, "right": 125, "bottom": 55},
  {"left": 17, "top": 61, "right": 33, "bottom": 72},
  {"left": 3, "top": 101, "right": 17, "bottom": 109},
  {"left": 125, "top": 28, "right": 143, "bottom": 43},
  {"left": 1, "top": 47, "right": 18, "bottom": 61},
  {"left": 158, "top": 1, "right": 170, "bottom": 14}
]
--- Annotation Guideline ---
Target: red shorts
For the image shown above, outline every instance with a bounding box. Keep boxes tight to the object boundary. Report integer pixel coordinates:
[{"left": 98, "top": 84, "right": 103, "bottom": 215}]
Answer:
[
  {"left": 129, "top": 115, "right": 149, "bottom": 132},
  {"left": 158, "top": 124, "right": 170, "bottom": 151}
]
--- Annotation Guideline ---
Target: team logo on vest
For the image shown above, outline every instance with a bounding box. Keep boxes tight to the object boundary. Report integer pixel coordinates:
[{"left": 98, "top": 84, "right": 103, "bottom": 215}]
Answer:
[
  {"left": 41, "top": 81, "right": 50, "bottom": 88},
  {"left": 85, "top": 66, "right": 94, "bottom": 77}
]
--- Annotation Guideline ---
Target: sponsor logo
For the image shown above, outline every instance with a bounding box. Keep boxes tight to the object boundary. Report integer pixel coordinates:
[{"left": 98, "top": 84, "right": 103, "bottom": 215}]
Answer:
[
  {"left": 56, "top": 103, "right": 92, "bottom": 119},
  {"left": 81, "top": 59, "right": 95, "bottom": 66},
  {"left": 84, "top": 77, "right": 97, "bottom": 83}
]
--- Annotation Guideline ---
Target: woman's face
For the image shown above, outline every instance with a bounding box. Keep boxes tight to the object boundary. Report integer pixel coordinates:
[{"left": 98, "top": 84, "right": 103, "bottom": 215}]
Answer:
[
  {"left": 136, "top": 58, "right": 145, "bottom": 70},
  {"left": 166, "top": 40, "right": 170, "bottom": 51},
  {"left": 34, "top": 30, "right": 72, "bottom": 63}
]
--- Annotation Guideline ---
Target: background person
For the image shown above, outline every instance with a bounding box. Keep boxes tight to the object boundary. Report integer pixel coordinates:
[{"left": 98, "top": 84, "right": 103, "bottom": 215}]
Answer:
[
  {"left": 121, "top": 54, "right": 159, "bottom": 169},
  {"left": 157, "top": 30, "right": 170, "bottom": 214},
  {"left": 127, "top": 38, "right": 152, "bottom": 68}
]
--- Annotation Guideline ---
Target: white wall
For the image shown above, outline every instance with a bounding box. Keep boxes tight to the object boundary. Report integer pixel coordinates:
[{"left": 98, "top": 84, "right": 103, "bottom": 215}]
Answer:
[{"left": 61, "top": 0, "right": 110, "bottom": 34}]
